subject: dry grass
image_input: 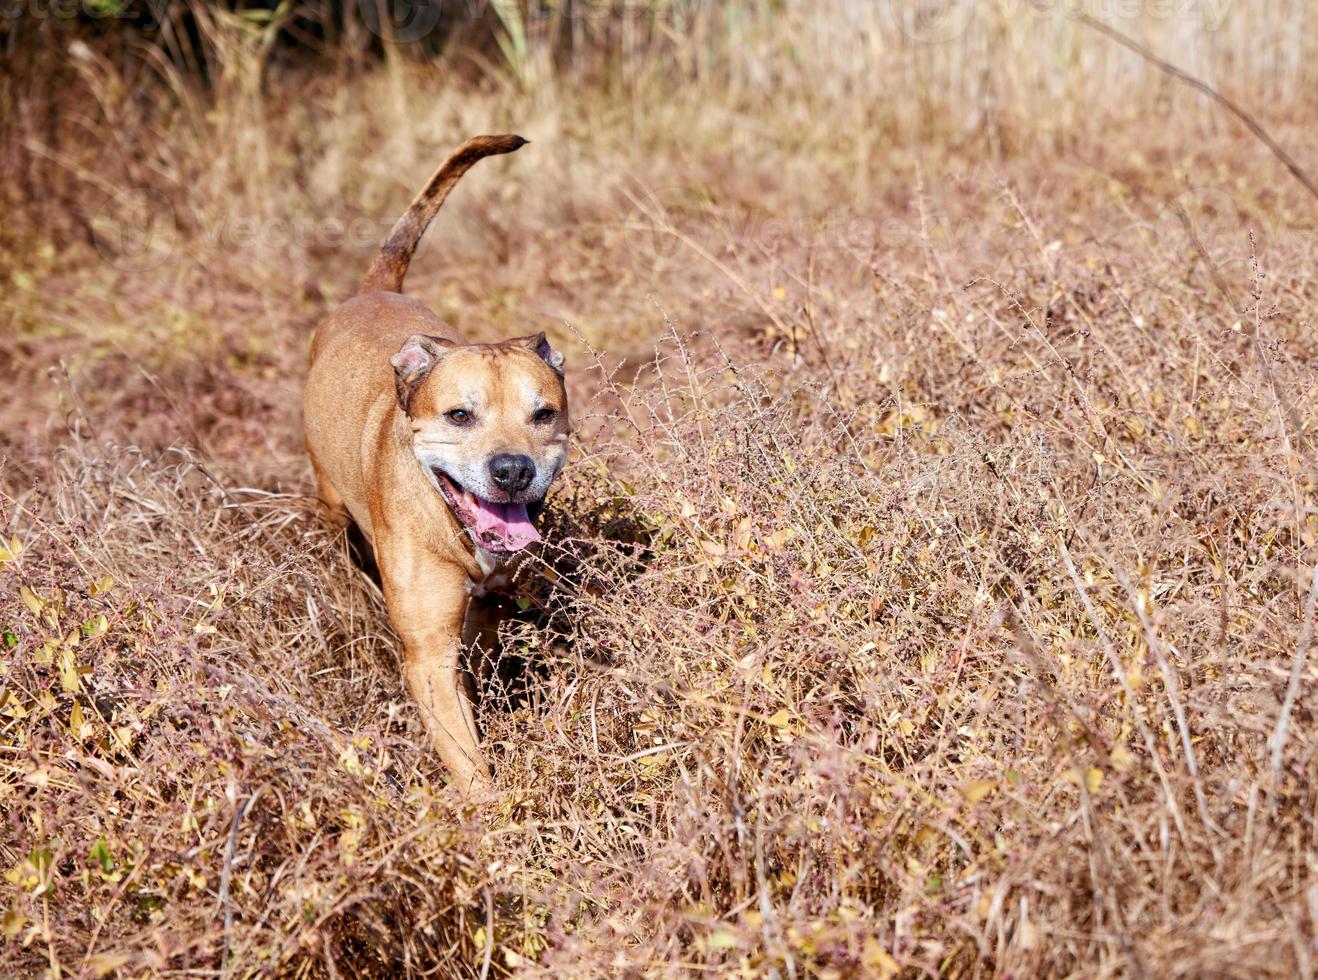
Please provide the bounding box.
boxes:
[2,2,1318,976]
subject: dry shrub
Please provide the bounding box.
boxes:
[4,2,1318,977]
[1,444,481,973]
[5,223,1318,973]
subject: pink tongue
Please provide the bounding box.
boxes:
[471,498,541,551]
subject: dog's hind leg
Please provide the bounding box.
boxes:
[310,456,350,528]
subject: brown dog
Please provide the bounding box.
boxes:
[303,135,567,793]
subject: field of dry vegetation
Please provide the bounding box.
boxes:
[2,1,1317,975]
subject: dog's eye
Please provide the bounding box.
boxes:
[532,408,557,424]
[445,409,472,426]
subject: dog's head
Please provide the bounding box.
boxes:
[391,332,568,554]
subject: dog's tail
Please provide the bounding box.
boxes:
[359,134,527,295]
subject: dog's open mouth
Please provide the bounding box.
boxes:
[433,470,543,553]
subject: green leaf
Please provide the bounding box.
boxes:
[487,0,527,82]
[81,614,109,639]
[89,837,113,873]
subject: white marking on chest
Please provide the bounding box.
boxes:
[466,547,512,597]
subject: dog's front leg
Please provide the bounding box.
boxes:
[377,538,489,793]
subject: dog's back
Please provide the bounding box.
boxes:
[304,135,528,533]
[304,293,457,532]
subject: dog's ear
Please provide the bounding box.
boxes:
[391,335,455,413]
[512,332,565,375]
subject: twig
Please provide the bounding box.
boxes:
[217,787,261,975]
[622,184,793,337]
[1267,563,1318,780]
[478,887,494,980]
[1074,13,1318,204]
[1168,200,1240,315]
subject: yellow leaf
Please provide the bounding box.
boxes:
[58,648,81,694]
[19,587,43,616]
[639,751,669,773]
[912,825,940,848]
[958,779,996,804]
[85,952,130,977]
[1065,766,1104,793]
[1,693,27,721]
[708,927,740,949]
[861,938,900,979]
[766,709,792,729]
[89,575,114,596]
[339,744,364,777]
[0,536,22,562]
[2,910,27,940]
[1111,744,1133,773]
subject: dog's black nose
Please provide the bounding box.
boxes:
[488,454,535,494]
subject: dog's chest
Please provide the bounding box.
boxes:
[466,548,512,597]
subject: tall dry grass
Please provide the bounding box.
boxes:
[3,1,1318,976]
